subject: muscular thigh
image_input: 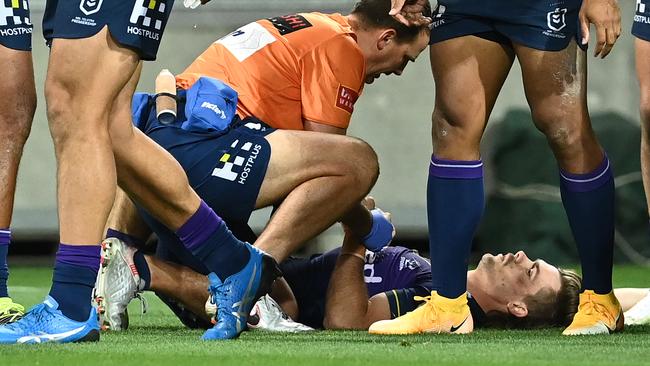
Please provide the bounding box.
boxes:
[258,129,371,207]
[515,41,588,133]
[0,46,35,121]
[46,28,141,118]
[430,36,514,159]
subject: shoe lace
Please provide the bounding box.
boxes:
[1,302,24,314]
[578,295,615,324]
[4,305,51,332]
[208,282,231,321]
[413,295,439,322]
[134,292,148,315]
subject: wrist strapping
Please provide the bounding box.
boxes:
[362,208,394,252]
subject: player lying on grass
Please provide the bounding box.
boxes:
[99,196,595,332]
[96,0,432,334]
[97,211,650,332]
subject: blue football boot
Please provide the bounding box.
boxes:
[202,244,281,340]
[0,296,99,344]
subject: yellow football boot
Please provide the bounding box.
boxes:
[563,290,623,335]
[0,297,24,325]
[369,291,473,335]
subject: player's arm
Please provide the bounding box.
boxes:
[323,231,392,330]
[614,288,650,312]
[579,0,621,58]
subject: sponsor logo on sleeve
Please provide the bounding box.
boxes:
[335,85,359,114]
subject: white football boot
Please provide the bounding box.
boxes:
[205,294,313,332]
[93,238,146,331]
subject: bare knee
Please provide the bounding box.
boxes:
[532,108,584,149]
[344,137,379,194]
[0,91,36,146]
[431,109,483,159]
[45,79,110,148]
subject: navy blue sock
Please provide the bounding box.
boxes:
[106,228,146,248]
[133,251,151,290]
[428,156,484,298]
[49,244,100,322]
[177,201,250,281]
[560,155,614,294]
[0,229,10,298]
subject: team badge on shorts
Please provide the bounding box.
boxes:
[79,0,103,16]
[543,7,568,39]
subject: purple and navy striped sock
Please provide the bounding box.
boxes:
[428,156,485,298]
[48,244,100,321]
[176,200,250,281]
[106,228,146,248]
[560,154,614,294]
[0,229,11,298]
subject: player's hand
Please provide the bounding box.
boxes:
[579,0,621,58]
[390,0,432,27]
[183,0,211,9]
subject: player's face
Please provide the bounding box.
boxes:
[475,251,562,303]
[365,30,430,84]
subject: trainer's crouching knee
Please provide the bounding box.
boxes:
[346,137,379,193]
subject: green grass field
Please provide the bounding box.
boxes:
[1,265,649,366]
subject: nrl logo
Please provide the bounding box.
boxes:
[79,0,103,16]
[547,8,567,32]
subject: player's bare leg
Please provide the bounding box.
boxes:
[253,131,379,261]
[636,38,650,219]
[43,28,142,327]
[0,45,36,324]
[370,36,515,335]
[514,41,622,335]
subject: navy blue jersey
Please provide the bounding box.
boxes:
[281,246,433,329]
[430,0,584,51]
[633,0,650,42]
[42,0,174,60]
[0,0,32,51]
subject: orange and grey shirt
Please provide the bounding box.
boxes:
[176,12,366,131]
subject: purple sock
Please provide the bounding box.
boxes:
[560,154,614,294]
[49,244,101,322]
[428,156,484,298]
[176,201,250,280]
[0,229,11,298]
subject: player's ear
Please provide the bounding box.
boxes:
[506,301,528,318]
[377,29,397,51]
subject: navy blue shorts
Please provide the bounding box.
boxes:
[42,0,174,60]
[0,0,32,51]
[633,0,650,42]
[430,0,584,51]
[132,93,273,269]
